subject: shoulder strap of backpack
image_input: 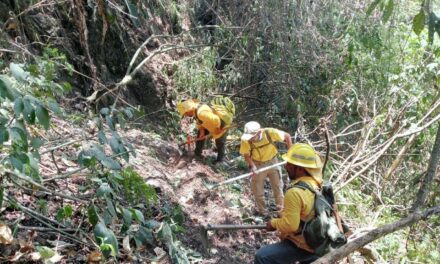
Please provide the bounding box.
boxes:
[248,128,275,158]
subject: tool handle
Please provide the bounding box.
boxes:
[210,161,287,189]
[206,224,266,230]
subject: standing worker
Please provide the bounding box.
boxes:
[176,97,235,162]
[240,121,292,216]
[254,143,323,264]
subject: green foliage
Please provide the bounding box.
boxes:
[95,222,118,258]
[119,167,157,205]
[56,204,73,222]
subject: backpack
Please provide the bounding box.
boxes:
[209,96,235,128]
[294,181,347,256]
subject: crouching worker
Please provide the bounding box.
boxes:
[240,121,292,216]
[255,143,324,264]
[176,97,235,162]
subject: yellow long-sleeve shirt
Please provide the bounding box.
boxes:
[196,104,225,139]
[239,128,285,162]
[271,176,320,253]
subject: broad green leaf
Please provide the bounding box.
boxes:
[144,219,160,229]
[105,197,116,217]
[106,115,115,130]
[87,204,99,226]
[0,187,3,209]
[36,246,55,259]
[23,163,41,182]
[382,0,394,23]
[133,227,154,248]
[124,108,133,119]
[10,63,29,82]
[31,137,45,150]
[124,0,140,27]
[366,0,381,16]
[36,105,50,129]
[117,112,126,129]
[98,130,107,144]
[23,99,36,125]
[77,150,96,167]
[131,209,145,223]
[413,10,425,36]
[100,156,121,170]
[9,127,28,151]
[157,222,173,244]
[0,76,16,101]
[122,208,132,227]
[100,108,110,115]
[94,222,119,257]
[0,126,9,145]
[13,97,24,116]
[9,152,29,171]
[47,98,62,115]
[96,183,112,197]
[109,136,120,154]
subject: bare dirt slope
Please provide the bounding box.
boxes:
[2,111,279,263]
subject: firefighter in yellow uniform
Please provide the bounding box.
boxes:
[255,143,323,264]
[177,98,234,162]
[240,121,292,215]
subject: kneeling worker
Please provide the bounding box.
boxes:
[254,143,323,264]
[240,121,292,216]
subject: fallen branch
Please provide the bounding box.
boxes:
[312,206,440,264]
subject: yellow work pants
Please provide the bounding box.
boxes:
[251,158,284,214]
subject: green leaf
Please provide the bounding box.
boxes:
[131,209,145,223]
[9,127,28,152]
[124,0,140,27]
[98,130,107,144]
[13,97,24,116]
[0,187,3,209]
[100,156,121,170]
[56,208,66,221]
[47,98,62,115]
[88,204,99,226]
[122,208,132,227]
[109,135,120,154]
[31,137,45,150]
[413,9,426,36]
[96,183,113,197]
[36,105,50,129]
[124,108,134,119]
[0,75,16,101]
[106,197,116,217]
[133,226,154,248]
[117,112,126,129]
[366,0,381,16]
[100,108,110,115]
[157,222,174,244]
[36,246,55,260]
[94,222,119,257]
[10,63,30,82]
[64,204,73,218]
[0,126,9,145]
[23,99,36,125]
[106,115,115,130]
[382,0,394,23]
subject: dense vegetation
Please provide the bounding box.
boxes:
[0,0,438,263]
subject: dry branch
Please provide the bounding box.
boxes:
[312,206,440,264]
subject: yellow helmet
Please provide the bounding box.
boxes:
[176,99,199,117]
[282,143,322,169]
